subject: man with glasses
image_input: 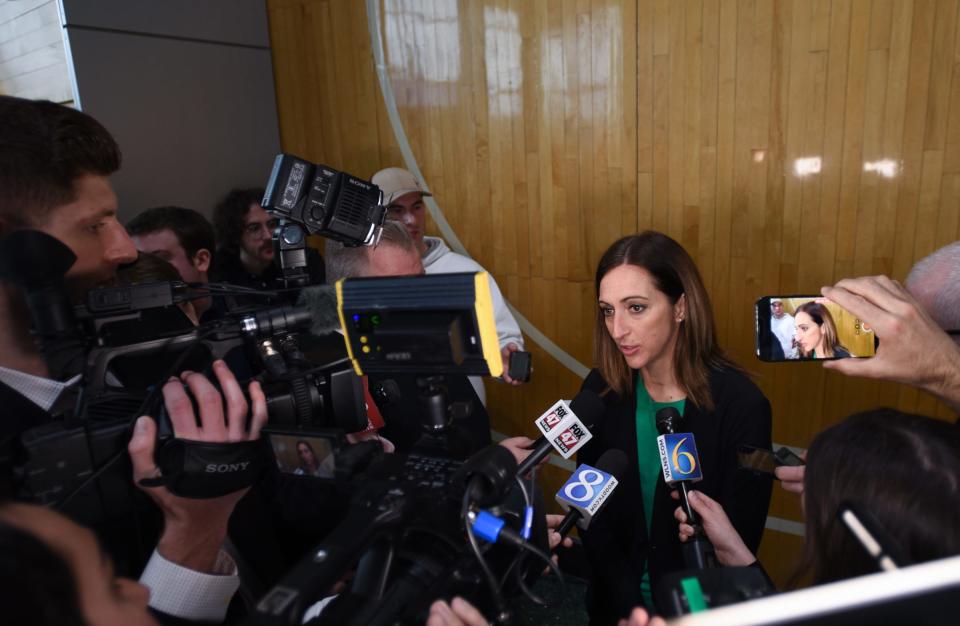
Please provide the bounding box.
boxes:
[210,187,325,305]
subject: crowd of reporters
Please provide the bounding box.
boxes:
[1,93,959,626]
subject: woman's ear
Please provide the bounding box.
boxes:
[675,294,687,323]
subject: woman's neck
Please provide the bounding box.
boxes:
[640,353,684,403]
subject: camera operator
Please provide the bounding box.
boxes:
[0,361,266,625]
[0,95,259,623]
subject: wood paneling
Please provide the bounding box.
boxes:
[267,0,960,588]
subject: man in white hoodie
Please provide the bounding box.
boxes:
[371,167,526,405]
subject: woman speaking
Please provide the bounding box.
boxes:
[794,301,851,359]
[577,231,773,625]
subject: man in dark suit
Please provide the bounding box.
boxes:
[0,95,253,624]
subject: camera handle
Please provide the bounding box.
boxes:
[272,220,310,290]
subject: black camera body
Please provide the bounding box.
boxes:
[262,154,385,247]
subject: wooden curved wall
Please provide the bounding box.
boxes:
[267,0,960,586]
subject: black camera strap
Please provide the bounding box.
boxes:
[140,438,268,498]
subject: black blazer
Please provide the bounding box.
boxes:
[578,367,773,625]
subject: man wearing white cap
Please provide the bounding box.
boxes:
[371,167,525,405]
[771,299,799,359]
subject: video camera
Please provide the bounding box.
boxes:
[0,157,388,520]
[0,229,368,516]
[244,271,544,626]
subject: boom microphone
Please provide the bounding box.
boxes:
[514,390,606,478]
[554,449,628,537]
[296,284,344,336]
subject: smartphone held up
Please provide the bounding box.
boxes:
[755,296,878,362]
[737,445,805,478]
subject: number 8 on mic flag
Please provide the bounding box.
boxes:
[555,464,619,524]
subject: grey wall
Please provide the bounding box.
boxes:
[59,0,281,221]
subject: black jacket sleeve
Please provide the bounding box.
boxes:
[710,372,774,553]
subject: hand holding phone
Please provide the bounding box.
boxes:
[507,350,532,382]
[737,445,804,478]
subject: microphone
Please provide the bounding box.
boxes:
[514,390,606,477]
[554,449,628,537]
[655,406,715,569]
[295,284,343,335]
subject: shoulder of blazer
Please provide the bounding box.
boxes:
[582,368,608,394]
[707,366,770,411]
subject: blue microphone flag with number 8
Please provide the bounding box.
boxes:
[555,464,619,529]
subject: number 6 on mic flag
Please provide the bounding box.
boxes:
[657,433,704,484]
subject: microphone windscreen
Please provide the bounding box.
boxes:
[569,389,606,429]
[297,284,341,335]
[655,406,682,435]
[595,448,628,479]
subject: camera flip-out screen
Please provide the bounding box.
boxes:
[335,272,502,377]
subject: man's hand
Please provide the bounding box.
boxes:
[498,436,538,467]
[672,490,755,567]
[545,513,574,551]
[500,342,525,385]
[128,359,267,573]
[821,276,960,410]
[427,598,490,626]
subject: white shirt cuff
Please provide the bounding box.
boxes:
[139,548,240,622]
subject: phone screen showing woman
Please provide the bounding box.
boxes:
[755,295,877,362]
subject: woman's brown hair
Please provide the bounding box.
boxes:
[795,301,843,358]
[592,231,738,410]
[792,408,960,586]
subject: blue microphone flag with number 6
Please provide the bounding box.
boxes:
[657,432,703,484]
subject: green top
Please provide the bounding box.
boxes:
[635,375,686,607]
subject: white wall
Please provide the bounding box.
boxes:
[0,0,72,102]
